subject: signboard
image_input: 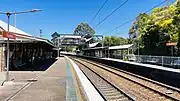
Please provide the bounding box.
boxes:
[2,31,16,39]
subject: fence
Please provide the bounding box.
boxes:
[124,55,180,68]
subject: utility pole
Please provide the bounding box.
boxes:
[14,11,16,32]
[40,29,42,37]
[6,13,10,81]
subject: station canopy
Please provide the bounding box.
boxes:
[62,35,81,39]
[83,47,106,51]
[108,44,135,50]
[58,34,81,39]
[83,44,135,51]
[0,20,54,47]
[89,42,102,48]
[84,37,92,42]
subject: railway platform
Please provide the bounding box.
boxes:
[0,56,103,101]
[1,55,180,101]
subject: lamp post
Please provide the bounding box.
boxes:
[0,9,42,81]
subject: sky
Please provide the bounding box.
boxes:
[0,0,176,39]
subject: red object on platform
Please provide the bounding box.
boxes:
[2,31,16,39]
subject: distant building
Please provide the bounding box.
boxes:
[51,32,103,51]
[51,33,82,48]
[51,32,60,46]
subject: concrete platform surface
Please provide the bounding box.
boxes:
[0,72,5,86]
[0,71,42,101]
[4,57,80,101]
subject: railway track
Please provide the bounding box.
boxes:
[71,57,180,101]
[73,58,135,101]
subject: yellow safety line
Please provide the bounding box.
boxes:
[70,62,84,101]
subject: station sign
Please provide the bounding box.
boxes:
[2,31,16,39]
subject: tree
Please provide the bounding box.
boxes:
[128,13,153,54]
[151,4,177,42]
[103,36,128,46]
[103,36,112,46]
[173,0,180,54]
[73,23,95,51]
[73,23,95,36]
[140,24,170,55]
[128,1,179,56]
[129,13,152,39]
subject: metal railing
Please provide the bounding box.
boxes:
[124,55,180,68]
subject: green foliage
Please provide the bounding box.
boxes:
[73,23,95,51]
[141,24,170,55]
[64,46,76,52]
[128,1,180,56]
[173,0,180,54]
[123,56,128,61]
[103,36,128,46]
[73,22,95,36]
[129,13,152,39]
[173,0,180,29]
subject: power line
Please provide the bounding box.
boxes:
[96,0,129,27]
[104,0,169,34]
[90,0,108,24]
[105,18,135,34]
[144,0,169,13]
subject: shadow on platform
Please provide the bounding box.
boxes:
[10,58,57,71]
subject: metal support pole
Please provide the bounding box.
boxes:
[108,49,109,58]
[104,49,106,58]
[57,38,59,57]
[171,46,173,56]
[58,49,59,57]
[14,11,16,32]
[178,57,180,68]
[128,49,129,55]
[6,13,10,81]
[162,56,164,66]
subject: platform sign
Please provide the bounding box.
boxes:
[2,31,16,39]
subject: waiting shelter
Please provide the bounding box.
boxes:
[108,44,135,59]
[82,44,136,59]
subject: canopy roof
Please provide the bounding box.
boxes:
[85,37,92,42]
[0,20,54,47]
[83,47,107,51]
[108,44,134,50]
[0,20,32,36]
[57,34,81,39]
[89,42,101,48]
[63,35,81,39]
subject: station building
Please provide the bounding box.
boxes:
[0,20,56,71]
[51,32,104,54]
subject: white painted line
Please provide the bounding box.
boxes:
[65,56,104,101]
